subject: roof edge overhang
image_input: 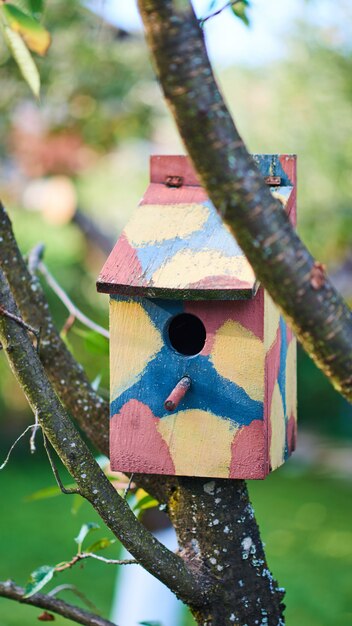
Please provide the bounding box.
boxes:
[96,280,260,300]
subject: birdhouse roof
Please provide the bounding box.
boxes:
[97,155,296,300]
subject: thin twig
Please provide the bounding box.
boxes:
[37,261,109,339]
[124,473,134,499]
[0,424,39,470]
[29,410,39,454]
[0,580,117,626]
[200,0,243,25]
[43,435,80,495]
[48,584,100,615]
[55,552,137,573]
[0,305,40,346]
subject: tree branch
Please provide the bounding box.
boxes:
[0,580,116,626]
[55,553,137,573]
[0,202,109,456]
[200,0,244,25]
[0,269,211,607]
[137,0,352,401]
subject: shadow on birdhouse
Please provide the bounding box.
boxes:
[97,154,297,479]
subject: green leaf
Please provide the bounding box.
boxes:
[231,0,251,26]
[85,538,116,553]
[139,622,162,626]
[2,3,50,55]
[3,26,40,97]
[24,565,55,597]
[25,483,77,502]
[133,494,159,515]
[74,522,100,550]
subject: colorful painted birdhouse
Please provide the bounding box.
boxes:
[97,154,297,479]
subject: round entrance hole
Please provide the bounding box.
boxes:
[168,313,206,356]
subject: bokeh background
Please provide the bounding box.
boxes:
[0,1,352,625]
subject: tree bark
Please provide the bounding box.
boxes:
[169,478,285,625]
[137,0,352,402]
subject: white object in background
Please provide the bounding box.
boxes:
[110,526,184,626]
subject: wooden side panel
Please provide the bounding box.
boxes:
[109,295,267,479]
[264,294,297,472]
[262,154,297,472]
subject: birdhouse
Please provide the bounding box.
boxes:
[97,154,297,479]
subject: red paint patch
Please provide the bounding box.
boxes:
[229,420,266,479]
[97,233,146,290]
[186,288,264,355]
[287,414,297,453]
[110,400,175,475]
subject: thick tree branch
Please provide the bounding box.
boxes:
[0,580,116,626]
[0,202,109,456]
[0,269,211,607]
[138,0,352,401]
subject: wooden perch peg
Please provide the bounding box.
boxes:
[164,376,192,411]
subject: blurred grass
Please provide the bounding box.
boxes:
[0,456,352,626]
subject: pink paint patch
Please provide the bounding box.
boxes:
[287,414,297,453]
[110,399,175,475]
[187,275,254,292]
[286,324,294,345]
[98,233,146,289]
[141,182,207,205]
[186,288,264,356]
[229,420,266,479]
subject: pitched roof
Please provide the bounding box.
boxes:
[97,155,295,300]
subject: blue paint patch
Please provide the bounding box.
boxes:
[134,200,244,281]
[278,316,287,417]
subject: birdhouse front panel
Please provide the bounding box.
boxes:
[97,154,297,479]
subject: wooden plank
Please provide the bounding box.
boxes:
[109,295,268,478]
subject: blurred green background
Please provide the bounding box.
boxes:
[0,1,351,625]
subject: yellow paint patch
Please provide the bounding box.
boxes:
[152,249,255,288]
[286,340,297,420]
[158,410,238,477]
[210,320,264,401]
[124,203,209,246]
[270,382,285,470]
[110,299,163,401]
[264,291,280,351]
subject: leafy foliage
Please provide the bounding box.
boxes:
[0,0,51,95]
